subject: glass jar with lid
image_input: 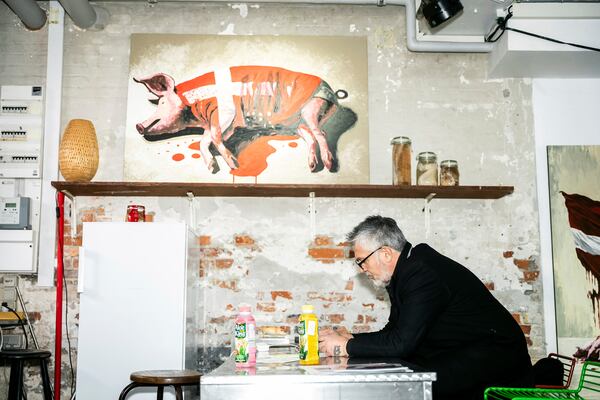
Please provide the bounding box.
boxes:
[440,160,459,186]
[416,152,438,186]
[391,136,412,186]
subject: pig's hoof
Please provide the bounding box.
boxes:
[323,152,333,171]
[232,156,239,169]
[209,159,220,174]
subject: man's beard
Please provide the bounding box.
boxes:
[367,272,391,288]
[370,278,388,288]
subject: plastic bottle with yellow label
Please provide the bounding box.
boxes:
[298,304,319,365]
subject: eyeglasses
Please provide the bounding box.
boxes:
[355,246,383,270]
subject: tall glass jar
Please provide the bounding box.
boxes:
[391,136,412,186]
[416,152,438,186]
[440,160,459,186]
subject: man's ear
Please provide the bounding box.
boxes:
[381,246,394,262]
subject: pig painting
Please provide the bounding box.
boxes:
[134,66,357,174]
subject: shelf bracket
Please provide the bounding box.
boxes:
[308,191,316,238]
[61,190,74,201]
[423,193,436,239]
[186,192,197,232]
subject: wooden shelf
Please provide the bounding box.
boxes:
[51,181,513,199]
[0,311,26,322]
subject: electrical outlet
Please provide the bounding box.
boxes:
[1,275,18,310]
[3,275,18,287]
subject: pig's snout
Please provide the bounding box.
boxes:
[136,123,145,134]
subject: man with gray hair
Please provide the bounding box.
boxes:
[319,215,533,400]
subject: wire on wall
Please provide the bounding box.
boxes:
[485,6,600,52]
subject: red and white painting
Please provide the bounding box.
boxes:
[124,34,369,183]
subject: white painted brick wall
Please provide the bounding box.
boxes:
[1,1,543,398]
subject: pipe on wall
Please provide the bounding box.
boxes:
[58,0,98,29]
[289,0,493,52]
[4,0,493,52]
[3,0,47,30]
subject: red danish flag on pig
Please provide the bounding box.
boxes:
[562,191,600,280]
[175,66,322,138]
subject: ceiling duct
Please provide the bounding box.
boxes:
[3,0,47,30]
[58,0,98,29]
[3,0,491,51]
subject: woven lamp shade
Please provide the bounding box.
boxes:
[59,119,99,181]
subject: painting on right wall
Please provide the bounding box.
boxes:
[548,145,600,357]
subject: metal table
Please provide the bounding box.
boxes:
[201,356,436,400]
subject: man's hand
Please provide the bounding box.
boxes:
[319,329,349,357]
[321,327,354,340]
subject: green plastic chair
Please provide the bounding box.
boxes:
[484,361,600,399]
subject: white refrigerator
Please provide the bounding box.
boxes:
[76,222,200,399]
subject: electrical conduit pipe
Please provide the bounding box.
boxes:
[3,0,47,30]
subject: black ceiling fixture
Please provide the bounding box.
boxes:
[418,0,464,28]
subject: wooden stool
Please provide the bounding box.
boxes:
[118,369,201,400]
[0,349,53,400]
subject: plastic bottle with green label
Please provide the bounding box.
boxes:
[298,304,319,365]
[234,304,256,367]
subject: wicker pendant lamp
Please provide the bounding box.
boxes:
[58,119,99,181]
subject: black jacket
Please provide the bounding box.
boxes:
[346,242,532,398]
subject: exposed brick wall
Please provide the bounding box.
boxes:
[191,230,397,347]
[193,231,399,349]
[308,235,351,263]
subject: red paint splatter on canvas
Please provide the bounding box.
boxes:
[231,136,298,177]
[172,153,185,161]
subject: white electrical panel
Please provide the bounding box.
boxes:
[0,86,44,115]
[0,230,34,272]
[0,180,40,273]
[0,85,43,273]
[0,85,44,178]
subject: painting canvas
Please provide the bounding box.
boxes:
[548,145,600,356]
[123,34,369,184]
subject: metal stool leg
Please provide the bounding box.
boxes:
[119,382,141,400]
[7,359,24,400]
[157,385,164,400]
[39,358,53,400]
[174,385,183,400]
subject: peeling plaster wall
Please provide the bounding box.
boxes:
[0,1,543,398]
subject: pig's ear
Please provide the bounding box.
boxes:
[133,73,175,97]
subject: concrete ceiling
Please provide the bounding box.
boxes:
[92,0,599,39]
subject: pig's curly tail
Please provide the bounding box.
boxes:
[335,89,348,100]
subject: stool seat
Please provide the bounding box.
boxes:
[119,369,201,400]
[130,369,201,385]
[0,349,52,360]
[0,349,53,400]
